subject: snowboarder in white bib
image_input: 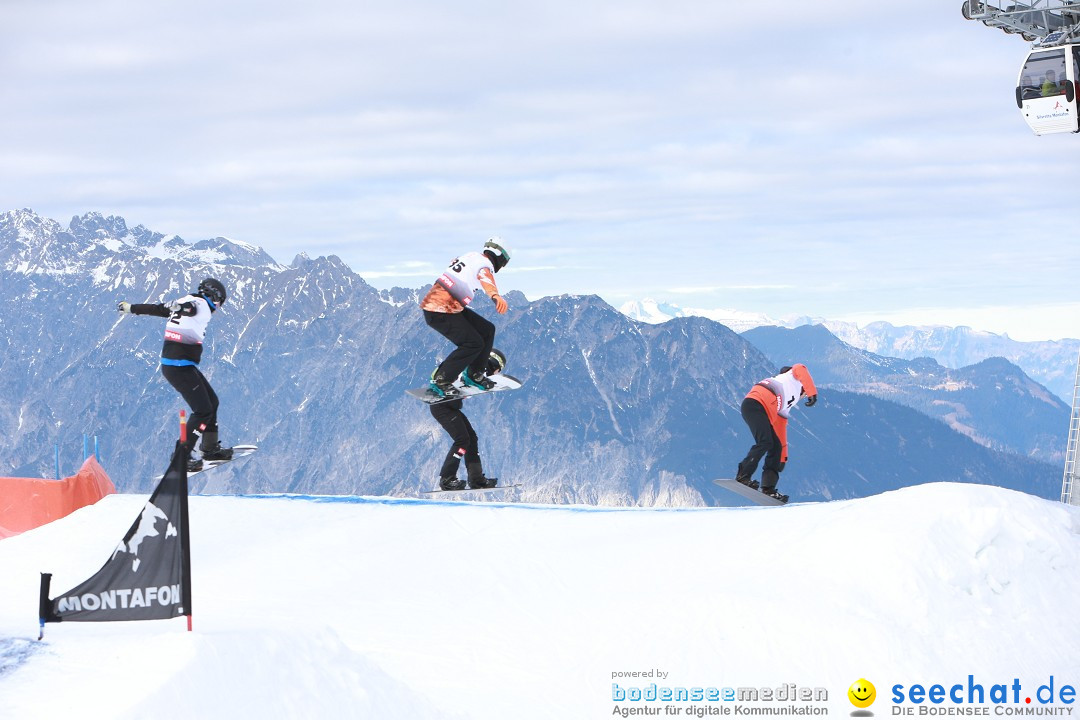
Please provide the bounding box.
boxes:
[430,349,507,490]
[420,238,511,397]
[118,278,233,471]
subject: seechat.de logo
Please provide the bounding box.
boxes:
[849,678,877,715]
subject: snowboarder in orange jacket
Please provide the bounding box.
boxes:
[735,364,818,502]
[420,239,511,397]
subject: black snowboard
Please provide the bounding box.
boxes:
[422,483,521,495]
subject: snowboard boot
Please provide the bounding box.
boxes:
[761,488,789,504]
[429,368,457,398]
[759,469,786,503]
[181,437,202,473]
[735,469,758,489]
[200,431,233,462]
[461,368,495,391]
[466,461,498,489]
[439,476,467,491]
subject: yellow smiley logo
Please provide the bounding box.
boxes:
[848,679,876,709]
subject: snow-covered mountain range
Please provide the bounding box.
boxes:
[0,210,1063,504]
[621,299,1080,402]
[744,324,1069,465]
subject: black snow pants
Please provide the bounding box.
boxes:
[430,399,481,481]
[423,308,495,381]
[737,397,785,490]
[161,364,220,451]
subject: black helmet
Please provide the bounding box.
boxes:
[198,278,227,306]
[486,348,506,376]
[483,238,510,271]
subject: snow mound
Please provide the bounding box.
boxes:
[1,483,1078,719]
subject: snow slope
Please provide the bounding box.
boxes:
[1,484,1079,719]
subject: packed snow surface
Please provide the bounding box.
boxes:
[1,483,1079,719]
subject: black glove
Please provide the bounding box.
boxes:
[805,394,817,407]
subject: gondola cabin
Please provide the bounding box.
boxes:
[1016,37,1080,134]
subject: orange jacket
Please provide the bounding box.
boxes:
[420,251,500,313]
[746,364,817,463]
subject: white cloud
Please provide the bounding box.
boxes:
[1,0,1076,339]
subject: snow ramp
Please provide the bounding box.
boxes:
[1,482,1078,719]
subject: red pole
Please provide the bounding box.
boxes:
[179,409,192,632]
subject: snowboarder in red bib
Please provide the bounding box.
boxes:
[420,238,511,397]
[431,349,507,490]
[735,364,818,503]
[117,278,233,471]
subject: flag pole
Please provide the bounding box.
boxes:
[37,573,52,640]
[179,410,193,632]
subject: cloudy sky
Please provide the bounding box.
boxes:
[3,0,1079,340]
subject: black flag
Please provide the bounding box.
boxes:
[40,441,192,625]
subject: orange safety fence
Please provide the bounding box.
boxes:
[0,456,116,539]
